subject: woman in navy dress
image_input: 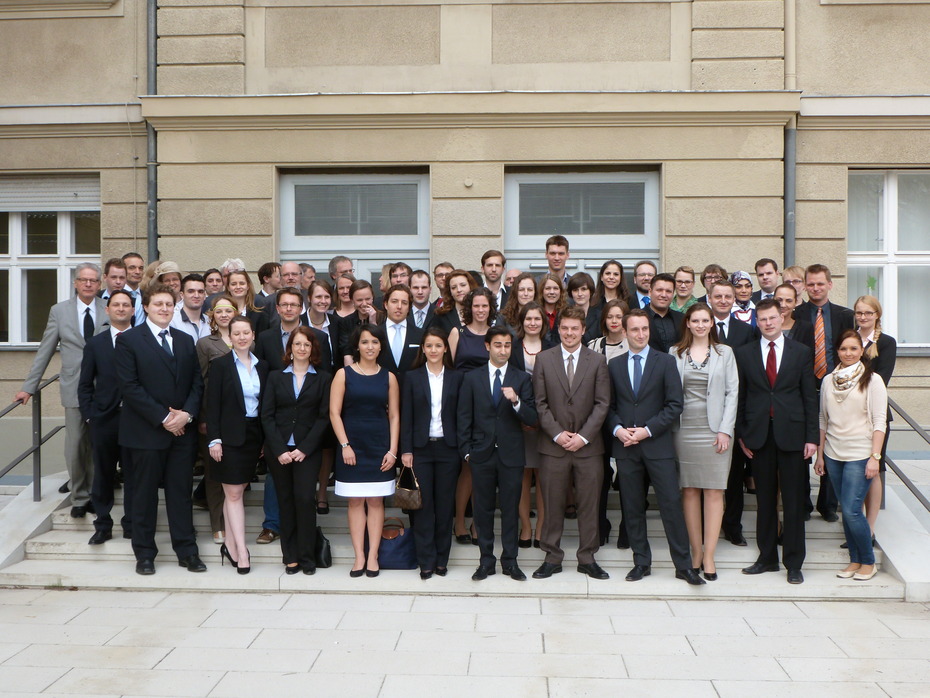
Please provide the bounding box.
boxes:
[330,323,400,577]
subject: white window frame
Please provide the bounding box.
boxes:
[503,171,660,275]
[847,169,930,349]
[1,210,101,346]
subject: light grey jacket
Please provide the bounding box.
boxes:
[669,342,739,437]
[21,296,109,408]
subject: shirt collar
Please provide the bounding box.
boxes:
[761,334,784,349]
[561,345,581,362]
[232,351,257,367]
[283,363,316,375]
[78,298,94,311]
[146,318,169,337]
[389,319,407,330]
[629,345,650,360]
[488,361,507,379]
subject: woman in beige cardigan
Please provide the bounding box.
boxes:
[670,303,739,581]
[814,329,887,581]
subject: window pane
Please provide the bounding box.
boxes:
[898,267,930,344]
[25,211,57,254]
[519,182,645,236]
[847,174,883,252]
[897,174,930,251]
[24,269,57,342]
[0,269,7,342]
[73,212,101,255]
[847,265,883,306]
[0,212,8,254]
[294,183,418,237]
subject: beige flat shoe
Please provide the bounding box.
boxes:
[853,566,878,581]
[213,531,225,544]
[836,566,859,579]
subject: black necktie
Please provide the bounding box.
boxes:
[632,354,642,397]
[83,307,94,342]
[492,368,502,406]
[717,322,726,342]
[159,329,173,357]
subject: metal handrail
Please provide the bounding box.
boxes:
[0,374,65,502]
[887,396,930,514]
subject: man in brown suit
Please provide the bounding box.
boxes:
[531,307,611,580]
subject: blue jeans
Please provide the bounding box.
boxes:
[824,456,874,565]
[263,473,280,533]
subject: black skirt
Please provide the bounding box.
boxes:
[210,418,263,485]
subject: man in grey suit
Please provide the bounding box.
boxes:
[14,263,107,517]
[607,309,705,585]
[531,306,611,581]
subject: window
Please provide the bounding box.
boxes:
[0,175,101,345]
[847,170,930,347]
[279,172,430,284]
[503,170,660,275]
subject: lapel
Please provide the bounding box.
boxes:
[639,349,659,392]
[93,297,109,331]
[616,353,634,397]
[142,324,178,376]
[568,348,592,397]
[229,353,247,414]
[550,348,571,396]
[774,338,796,388]
[63,297,82,340]
[497,366,518,415]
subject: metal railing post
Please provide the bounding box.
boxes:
[32,389,41,502]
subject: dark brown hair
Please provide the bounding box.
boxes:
[836,329,875,393]
[283,325,323,368]
[673,303,721,357]
[411,326,454,370]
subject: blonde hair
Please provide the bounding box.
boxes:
[854,295,883,360]
[783,265,805,282]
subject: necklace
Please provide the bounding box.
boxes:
[686,347,710,370]
[354,362,376,376]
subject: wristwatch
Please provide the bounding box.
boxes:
[340,442,350,449]
[870,453,882,460]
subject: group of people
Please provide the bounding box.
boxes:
[14,236,894,585]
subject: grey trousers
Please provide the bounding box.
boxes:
[64,406,94,506]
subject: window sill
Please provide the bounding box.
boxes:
[896,347,930,358]
[0,0,121,19]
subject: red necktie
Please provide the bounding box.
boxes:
[766,341,777,417]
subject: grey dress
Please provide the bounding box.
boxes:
[674,359,730,489]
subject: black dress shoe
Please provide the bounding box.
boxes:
[70,506,87,518]
[625,564,651,582]
[84,501,96,514]
[533,539,541,548]
[577,562,610,580]
[472,565,495,581]
[122,530,132,540]
[742,561,780,575]
[518,538,532,549]
[420,570,433,580]
[88,530,112,545]
[502,565,527,581]
[724,530,748,546]
[676,568,707,585]
[532,562,563,579]
[59,481,71,494]
[135,559,155,575]
[366,568,379,578]
[302,566,316,575]
[787,569,804,584]
[455,533,472,545]
[819,510,839,523]
[178,555,207,573]
[434,567,448,577]
[285,565,300,575]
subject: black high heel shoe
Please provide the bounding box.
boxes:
[237,551,251,575]
[219,544,237,569]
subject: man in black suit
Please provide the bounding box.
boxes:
[457,327,537,582]
[255,287,332,371]
[607,310,703,585]
[409,270,435,330]
[481,249,509,311]
[78,290,135,545]
[379,285,423,377]
[736,299,818,585]
[645,273,683,353]
[710,280,760,546]
[750,258,781,304]
[115,283,206,576]
[796,264,855,522]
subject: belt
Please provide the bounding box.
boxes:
[428,437,443,442]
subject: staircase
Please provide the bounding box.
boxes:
[0,476,908,600]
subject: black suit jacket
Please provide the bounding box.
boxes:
[735,336,818,452]
[866,332,897,387]
[261,367,332,459]
[378,321,424,375]
[78,330,122,421]
[607,349,683,460]
[795,300,855,367]
[457,365,537,465]
[508,334,558,372]
[717,316,759,348]
[410,304,436,331]
[400,365,462,452]
[255,325,333,373]
[115,324,204,450]
[205,351,269,448]
[786,316,815,354]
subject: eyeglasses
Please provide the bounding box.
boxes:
[277,303,302,309]
[76,278,99,284]
[787,279,804,286]
[703,275,722,283]
[674,279,694,286]
[854,310,876,317]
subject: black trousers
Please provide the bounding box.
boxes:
[753,422,807,570]
[89,411,133,536]
[409,439,461,572]
[268,450,320,570]
[129,433,199,562]
[471,450,523,569]
[617,446,690,570]
[723,447,749,536]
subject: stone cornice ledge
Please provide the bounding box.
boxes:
[141,91,801,131]
[800,95,930,130]
[0,103,144,138]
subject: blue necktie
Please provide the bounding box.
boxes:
[159,329,173,357]
[492,368,502,406]
[391,324,403,366]
[642,296,651,308]
[632,354,642,397]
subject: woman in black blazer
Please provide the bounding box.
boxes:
[776,283,815,352]
[206,316,269,575]
[261,326,332,575]
[400,327,463,579]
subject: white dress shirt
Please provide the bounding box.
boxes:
[427,368,444,438]
[146,318,173,353]
[759,333,785,373]
[487,361,521,412]
[77,298,96,329]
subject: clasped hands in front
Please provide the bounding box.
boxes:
[556,431,587,452]
[615,426,650,448]
[163,407,190,436]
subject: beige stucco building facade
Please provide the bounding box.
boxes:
[1,0,929,419]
